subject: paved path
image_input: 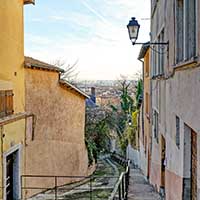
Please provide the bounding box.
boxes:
[128,168,162,200]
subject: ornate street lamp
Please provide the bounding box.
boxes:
[127,17,168,47]
[127,17,140,45]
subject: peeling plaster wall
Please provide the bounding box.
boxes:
[24,69,91,196]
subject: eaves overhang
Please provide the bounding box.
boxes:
[59,79,90,99]
[138,42,150,60]
[24,0,35,5]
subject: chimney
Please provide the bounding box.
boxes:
[91,87,96,104]
[91,87,95,96]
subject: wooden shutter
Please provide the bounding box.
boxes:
[5,90,14,115]
[0,91,6,117]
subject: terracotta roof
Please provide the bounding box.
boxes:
[24,57,65,73]
[59,79,89,99]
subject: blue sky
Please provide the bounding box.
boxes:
[24,0,150,80]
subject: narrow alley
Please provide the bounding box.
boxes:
[128,168,162,200]
[2,0,200,199]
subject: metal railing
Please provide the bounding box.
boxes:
[21,155,130,200]
[110,152,128,168]
[108,160,130,200]
[21,174,119,200]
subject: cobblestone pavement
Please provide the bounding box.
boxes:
[128,168,162,200]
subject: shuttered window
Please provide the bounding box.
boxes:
[0,90,14,117]
[176,0,196,63]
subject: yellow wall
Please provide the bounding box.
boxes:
[0,0,25,113]
[0,0,26,198]
[0,119,26,199]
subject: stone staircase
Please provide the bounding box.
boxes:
[128,168,162,200]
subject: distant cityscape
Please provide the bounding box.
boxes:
[77,79,137,107]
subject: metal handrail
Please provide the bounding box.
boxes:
[110,153,128,168]
[21,174,120,200]
[108,160,130,200]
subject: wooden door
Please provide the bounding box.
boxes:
[191,130,197,200]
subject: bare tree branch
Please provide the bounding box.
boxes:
[51,59,79,84]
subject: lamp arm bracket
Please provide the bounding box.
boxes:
[132,41,169,46]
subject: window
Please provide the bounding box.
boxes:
[176,0,196,63]
[152,29,165,77]
[176,0,184,63]
[176,116,180,148]
[0,90,14,118]
[153,110,159,143]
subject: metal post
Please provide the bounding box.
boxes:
[90,177,92,200]
[55,177,57,200]
[125,173,128,200]
[125,165,130,200]
[21,176,23,200]
[122,176,125,199]
[118,183,121,200]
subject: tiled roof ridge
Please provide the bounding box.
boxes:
[25,56,89,98]
[24,56,65,73]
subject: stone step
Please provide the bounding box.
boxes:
[128,168,162,200]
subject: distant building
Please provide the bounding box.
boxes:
[96,96,121,107]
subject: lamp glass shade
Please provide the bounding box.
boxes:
[127,17,140,43]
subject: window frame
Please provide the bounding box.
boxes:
[175,0,197,64]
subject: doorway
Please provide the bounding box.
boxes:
[191,130,197,200]
[160,135,166,196]
[4,145,21,200]
[183,125,197,200]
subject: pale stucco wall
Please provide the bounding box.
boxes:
[24,68,91,196]
[150,0,200,199]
